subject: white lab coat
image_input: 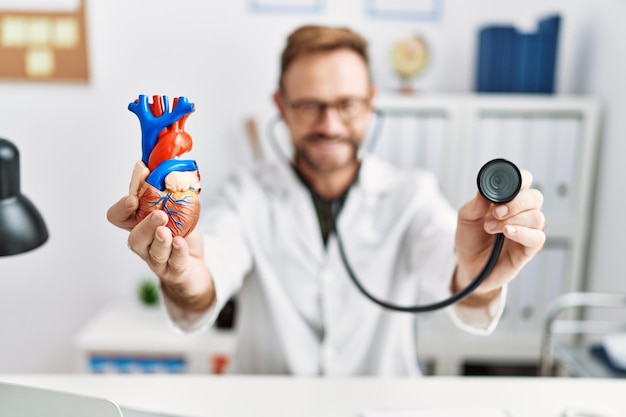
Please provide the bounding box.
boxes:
[164,154,505,376]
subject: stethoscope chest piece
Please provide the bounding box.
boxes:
[477,158,522,204]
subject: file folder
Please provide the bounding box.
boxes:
[476,15,561,93]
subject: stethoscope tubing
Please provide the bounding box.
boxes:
[334,215,505,313]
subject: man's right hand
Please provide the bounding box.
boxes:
[106,161,215,313]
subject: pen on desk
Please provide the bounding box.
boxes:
[244,116,263,161]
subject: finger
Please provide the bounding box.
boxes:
[167,236,189,276]
[106,195,139,230]
[458,191,492,222]
[492,187,544,220]
[484,209,546,234]
[502,224,546,254]
[130,161,150,196]
[147,226,175,274]
[128,210,169,259]
[519,169,534,191]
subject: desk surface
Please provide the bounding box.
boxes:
[1,375,624,417]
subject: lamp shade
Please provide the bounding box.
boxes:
[0,138,48,256]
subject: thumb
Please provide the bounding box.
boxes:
[459,191,492,222]
[106,195,139,230]
[129,161,150,196]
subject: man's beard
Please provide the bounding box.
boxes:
[294,134,360,175]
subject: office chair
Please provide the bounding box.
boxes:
[539,292,626,377]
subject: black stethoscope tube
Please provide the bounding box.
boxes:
[333,210,506,313]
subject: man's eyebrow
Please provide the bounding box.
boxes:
[289,95,366,102]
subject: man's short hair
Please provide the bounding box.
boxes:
[279,24,370,89]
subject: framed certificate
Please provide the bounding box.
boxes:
[366,0,442,21]
[248,0,324,14]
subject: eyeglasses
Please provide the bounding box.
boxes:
[282,96,371,124]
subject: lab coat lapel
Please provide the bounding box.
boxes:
[289,182,325,263]
[340,154,398,211]
[331,155,399,248]
[358,154,401,196]
[266,161,325,264]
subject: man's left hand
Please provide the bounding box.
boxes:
[454,169,546,301]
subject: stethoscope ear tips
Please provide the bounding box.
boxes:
[477,159,522,204]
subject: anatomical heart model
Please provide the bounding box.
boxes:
[129,95,201,237]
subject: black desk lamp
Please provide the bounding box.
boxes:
[0,138,48,256]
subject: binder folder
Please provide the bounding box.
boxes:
[476,15,561,93]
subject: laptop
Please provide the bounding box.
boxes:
[0,382,180,417]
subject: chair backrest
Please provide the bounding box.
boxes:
[539,292,626,376]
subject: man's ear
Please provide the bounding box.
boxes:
[368,85,378,109]
[272,91,286,119]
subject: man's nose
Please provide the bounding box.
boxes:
[315,106,347,135]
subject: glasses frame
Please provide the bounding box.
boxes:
[281,94,373,125]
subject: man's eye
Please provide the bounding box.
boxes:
[340,100,361,114]
[341,100,357,110]
[301,102,321,112]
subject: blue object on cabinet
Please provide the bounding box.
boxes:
[88,356,186,374]
[475,15,561,93]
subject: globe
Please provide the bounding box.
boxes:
[391,35,429,93]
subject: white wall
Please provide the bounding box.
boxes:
[0,0,618,372]
[577,1,626,294]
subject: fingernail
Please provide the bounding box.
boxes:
[485,220,497,231]
[155,233,164,243]
[151,212,164,225]
[505,225,517,235]
[496,205,508,218]
[172,241,180,250]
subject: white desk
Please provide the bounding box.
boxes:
[1,375,624,417]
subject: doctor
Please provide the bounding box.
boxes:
[107,25,546,375]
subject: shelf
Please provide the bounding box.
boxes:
[74,302,237,374]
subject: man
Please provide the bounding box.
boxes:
[107,25,546,375]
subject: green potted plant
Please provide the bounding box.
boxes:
[137,277,160,308]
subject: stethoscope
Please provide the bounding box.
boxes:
[267,110,522,313]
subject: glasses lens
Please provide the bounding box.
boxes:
[301,102,323,122]
[287,101,320,124]
[338,99,367,119]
